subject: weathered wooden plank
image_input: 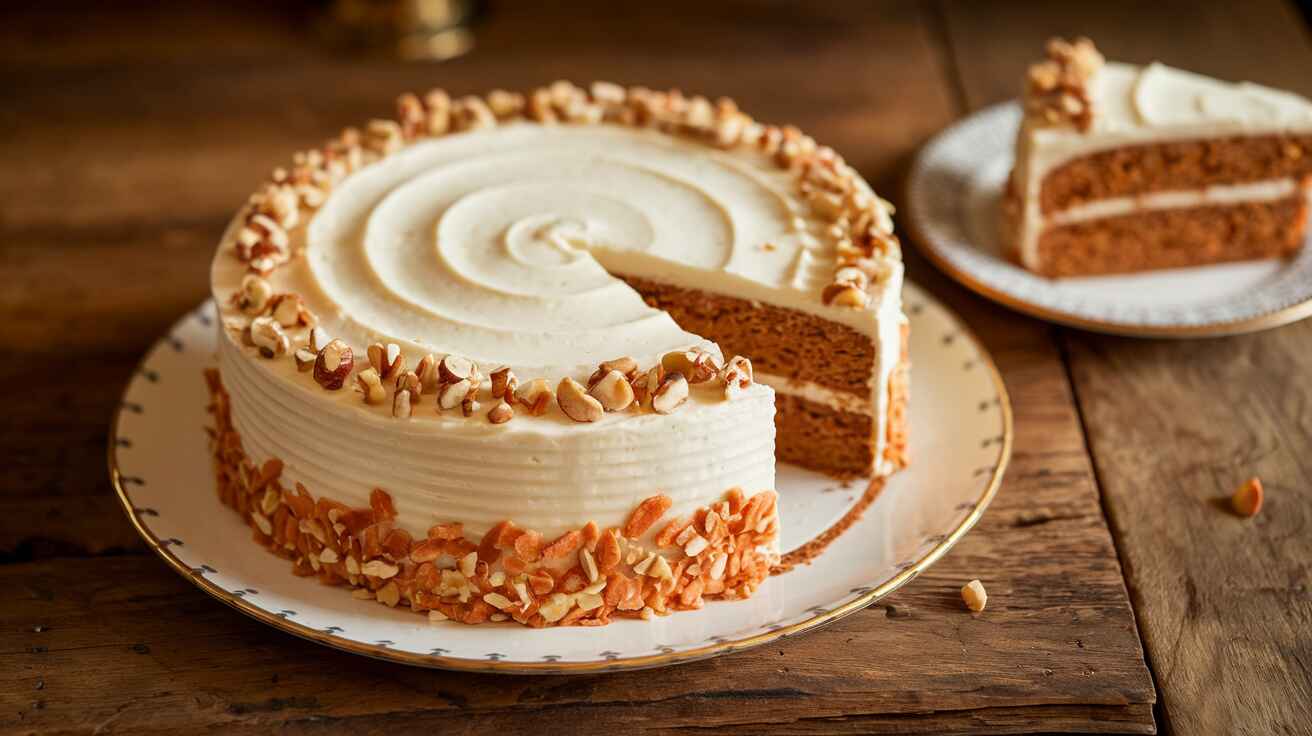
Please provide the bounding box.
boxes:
[1065,324,1312,734]
[940,0,1312,732]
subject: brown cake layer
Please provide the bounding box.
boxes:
[775,393,874,479]
[1035,195,1308,277]
[620,275,875,394]
[1038,135,1312,214]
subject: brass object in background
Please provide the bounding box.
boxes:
[322,0,477,60]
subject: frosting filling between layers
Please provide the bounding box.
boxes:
[755,371,872,415]
[1022,179,1312,264]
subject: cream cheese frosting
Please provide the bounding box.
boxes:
[1011,62,1312,267]
[216,123,891,380]
[211,120,904,540]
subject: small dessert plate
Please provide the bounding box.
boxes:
[109,281,1011,673]
[906,102,1312,338]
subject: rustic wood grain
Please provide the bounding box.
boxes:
[0,1,1156,732]
[940,1,1312,733]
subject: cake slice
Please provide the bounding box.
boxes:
[1004,37,1312,277]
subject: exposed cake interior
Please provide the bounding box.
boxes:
[619,275,907,479]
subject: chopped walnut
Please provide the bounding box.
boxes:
[632,364,664,409]
[355,367,386,405]
[235,213,289,273]
[415,354,438,394]
[293,348,316,372]
[720,355,754,401]
[237,274,273,314]
[515,378,553,416]
[313,339,353,390]
[437,355,477,383]
[392,388,413,418]
[368,342,405,379]
[822,282,869,308]
[661,348,720,384]
[651,372,690,414]
[249,316,290,358]
[454,95,496,130]
[424,89,452,136]
[1024,37,1104,131]
[396,92,425,140]
[557,377,603,423]
[307,326,331,353]
[364,119,403,155]
[490,365,518,400]
[461,395,480,417]
[269,293,315,328]
[394,370,422,396]
[487,399,514,424]
[588,356,638,388]
[589,370,635,412]
[590,80,626,106]
[486,89,525,119]
[437,378,473,411]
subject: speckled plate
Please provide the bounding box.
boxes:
[906,102,1312,337]
[108,281,1010,673]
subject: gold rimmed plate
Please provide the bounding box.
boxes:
[906,102,1312,338]
[108,281,1010,673]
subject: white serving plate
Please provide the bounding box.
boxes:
[109,281,1010,673]
[906,102,1312,337]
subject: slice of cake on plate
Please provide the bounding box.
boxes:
[1003,37,1312,277]
[208,82,908,627]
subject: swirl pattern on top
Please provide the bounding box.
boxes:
[299,123,831,379]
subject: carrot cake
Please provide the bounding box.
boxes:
[208,81,908,627]
[1004,37,1312,277]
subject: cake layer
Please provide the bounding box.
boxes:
[619,274,905,477]
[219,331,777,541]
[1038,135,1312,214]
[774,395,874,479]
[1034,195,1308,277]
[770,321,908,479]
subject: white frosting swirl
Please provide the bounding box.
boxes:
[291,123,839,379]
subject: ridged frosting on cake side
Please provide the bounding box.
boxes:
[219,333,776,540]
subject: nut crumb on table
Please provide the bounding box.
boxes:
[961,579,987,612]
[1231,477,1264,518]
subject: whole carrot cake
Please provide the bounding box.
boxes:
[208,81,908,627]
[1004,38,1312,277]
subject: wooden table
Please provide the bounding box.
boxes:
[3,1,1309,733]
